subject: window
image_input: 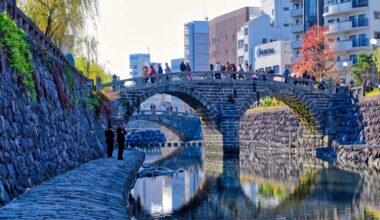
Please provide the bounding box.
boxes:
[350,55,358,64]
[244,28,248,36]
[283,7,289,11]
[358,33,368,46]
[238,40,244,49]
[296,35,300,41]
[226,49,228,54]
[375,32,380,39]
[238,56,244,65]
[284,23,290,27]
[375,12,380,19]
[262,38,268,44]
[232,34,235,41]
[358,14,368,26]
[244,44,248,52]
[225,35,228,40]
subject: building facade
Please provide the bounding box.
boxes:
[324,0,380,80]
[184,21,209,71]
[130,53,151,78]
[254,40,293,74]
[209,7,261,65]
[290,0,324,63]
[236,0,293,69]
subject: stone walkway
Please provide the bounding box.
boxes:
[0,150,144,220]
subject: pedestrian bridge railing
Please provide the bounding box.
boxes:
[135,110,197,118]
[97,71,341,96]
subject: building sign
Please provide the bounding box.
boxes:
[257,48,275,57]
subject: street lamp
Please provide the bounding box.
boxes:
[343,61,348,84]
[370,38,378,86]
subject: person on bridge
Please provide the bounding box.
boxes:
[105,125,115,157]
[185,62,192,80]
[283,66,290,83]
[180,61,186,72]
[157,64,163,75]
[164,63,171,74]
[117,124,127,160]
[210,63,214,71]
[143,66,149,84]
[238,64,245,80]
[150,65,157,84]
[215,61,222,79]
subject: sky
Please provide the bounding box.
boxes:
[95,0,261,79]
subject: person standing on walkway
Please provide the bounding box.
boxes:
[157,64,163,75]
[283,66,290,83]
[150,65,157,84]
[117,124,126,160]
[210,63,214,71]
[105,125,115,157]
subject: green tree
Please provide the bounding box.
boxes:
[372,48,380,80]
[75,56,112,84]
[21,0,98,51]
[352,52,372,86]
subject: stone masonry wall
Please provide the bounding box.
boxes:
[0,52,106,205]
[240,107,324,150]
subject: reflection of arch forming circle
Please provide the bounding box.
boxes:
[120,85,222,143]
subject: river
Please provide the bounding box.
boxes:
[128,145,380,220]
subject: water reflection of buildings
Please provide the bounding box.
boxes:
[132,168,204,216]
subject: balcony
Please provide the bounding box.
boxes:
[333,39,369,51]
[290,7,303,17]
[333,40,353,51]
[326,19,368,35]
[291,23,304,33]
[291,40,303,49]
[323,0,368,17]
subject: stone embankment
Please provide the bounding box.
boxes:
[320,95,380,167]
[0,150,144,219]
[240,107,324,150]
[0,48,107,204]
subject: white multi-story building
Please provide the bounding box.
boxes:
[323,0,380,80]
[129,53,150,78]
[254,40,293,74]
[236,0,292,68]
[184,21,209,71]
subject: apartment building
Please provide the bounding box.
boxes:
[209,7,261,65]
[184,21,209,71]
[323,0,380,78]
[290,0,324,63]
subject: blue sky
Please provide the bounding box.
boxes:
[95,0,261,79]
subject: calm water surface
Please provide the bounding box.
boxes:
[130,146,380,220]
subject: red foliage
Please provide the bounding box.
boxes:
[51,61,70,109]
[292,25,336,78]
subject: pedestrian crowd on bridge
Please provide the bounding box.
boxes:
[140,60,340,92]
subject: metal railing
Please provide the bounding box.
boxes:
[97,71,339,96]
[0,0,92,84]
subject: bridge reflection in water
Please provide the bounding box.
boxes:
[130,145,379,219]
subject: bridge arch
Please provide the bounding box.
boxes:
[120,84,223,145]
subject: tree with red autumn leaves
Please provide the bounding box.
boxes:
[292,25,336,78]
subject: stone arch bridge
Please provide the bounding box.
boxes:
[115,110,202,142]
[97,71,356,154]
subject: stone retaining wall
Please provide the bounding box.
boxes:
[240,107,324,150]
[0,51,107,205]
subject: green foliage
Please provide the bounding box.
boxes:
[63,63,75,93]
[0,12,36,100]
[22,0,99,51]
[365,87,379,97]
[74,56,112,84]
[261,97,286,108]
[83,90,100,110]
[352,52,372,86]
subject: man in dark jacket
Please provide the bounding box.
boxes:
[105,125,115,157]
[180,61,186,72]
[116,124,127,160]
